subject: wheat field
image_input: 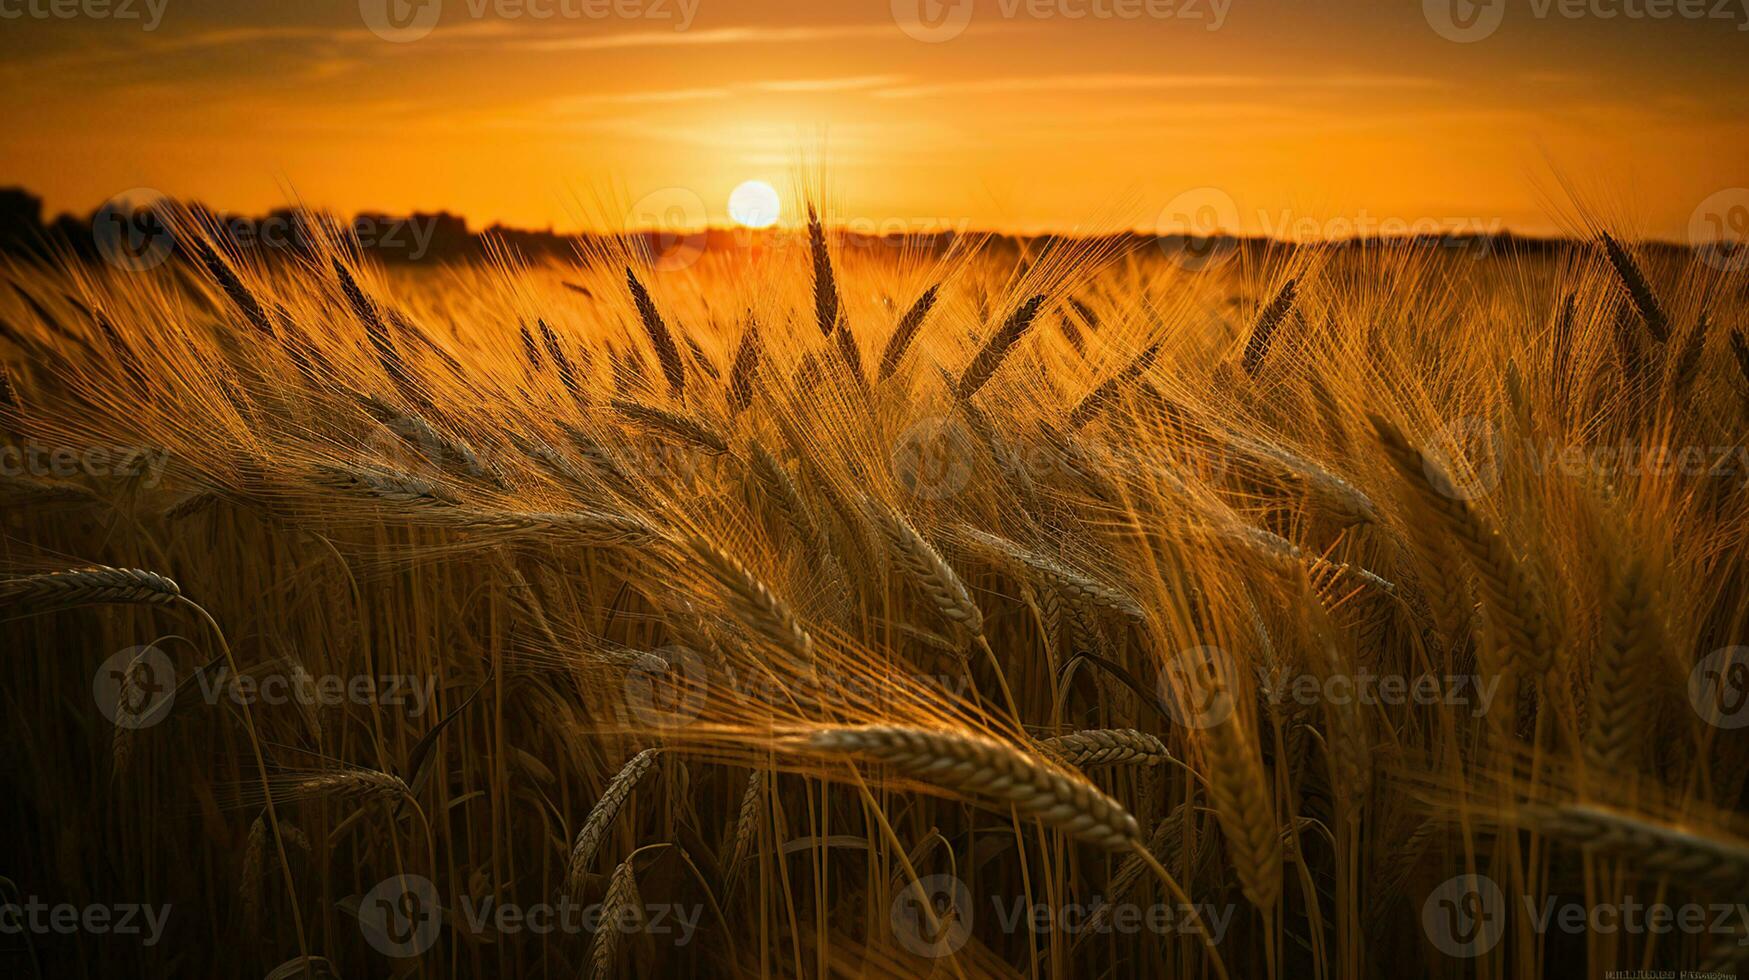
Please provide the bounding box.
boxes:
[2,210,1747,978]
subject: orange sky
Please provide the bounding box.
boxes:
[1,0,1745,239]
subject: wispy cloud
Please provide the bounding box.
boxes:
[753,74,908,93]
[516,23,903,53]
[875,72,1442,99]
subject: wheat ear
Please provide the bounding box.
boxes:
[587,857,643,980]
[1586,555,1660,772]
[805,724,1141,849]
[866,502,983,634]
[1371,415,1557,675]
[807,204,839,337]
[1241,277,1297,376]
[567,748,661,892]
[624,267,685,396]
[0,566,180,610]
[1526,804,1749,890]
[1599,233,1670,342]
[876,283,940,381]
[957,294,1046,400]
[1040,729,1171,767]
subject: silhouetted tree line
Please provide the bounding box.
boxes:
[0,186,595,266]
[0,185,1567,270]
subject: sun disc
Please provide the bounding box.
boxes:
[728,180,781,229]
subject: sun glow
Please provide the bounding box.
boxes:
[728,180,781,228]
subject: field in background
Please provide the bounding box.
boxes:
[1,218,1747,978]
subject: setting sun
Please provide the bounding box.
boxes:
[727,180,781,229]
